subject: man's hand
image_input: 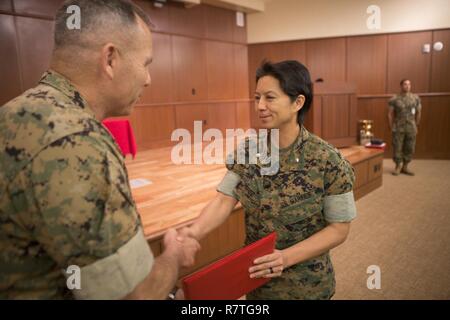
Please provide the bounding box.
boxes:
[163,228,201,268]
[177,225,199,241]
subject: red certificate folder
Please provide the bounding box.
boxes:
[182,232,277,300]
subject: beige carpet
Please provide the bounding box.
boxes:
[331,159,450,300]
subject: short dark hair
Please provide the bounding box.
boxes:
[54,0,153,49]
[400,79,410,85]
[256,60,313,126]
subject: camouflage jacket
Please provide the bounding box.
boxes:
[388,93,422,133]
[0,71,141,299]
[227,127,355,299]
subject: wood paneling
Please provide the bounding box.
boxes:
[207,103,236,135]
[13,0,64,18]
[236,101,251,130]
[15,16,54,91]
[306,37,346,82]
[175,104,209,135]
[140,33,173,104]
[206,41,234,100]
[172,35,207,101]
[415,96,450,159]
[347,35,387,94]
[233,44,249,99]
[131,105,176,145]
[387,31,432,93]
[368,155,383,181]
[0,14,22,105]
[0,0,13,12]
[168,2,205,38]
[353,161,368,189]
[322,95,350,139]
[430,29,450,92]
[232,12,246,44]
[134,0,170,33]
[205,5,233,42]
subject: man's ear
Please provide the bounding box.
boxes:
[101,43,119,80]
[293,95,305,113]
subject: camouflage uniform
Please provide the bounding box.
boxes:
[222,127,356,300]
[0,70,153,299]
[388,93,422,165]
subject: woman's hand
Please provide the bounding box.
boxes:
[248,249,285,279]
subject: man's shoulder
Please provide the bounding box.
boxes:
[389,94,400,103]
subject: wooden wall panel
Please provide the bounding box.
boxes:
[306,37,346,83]
[415,96,450,158]
[131,105,176,146]
[430,30,450,92]
[387,31,432,93]
[233,44,249,99]
[0,14,22,105]
[232,12,247,44]
[15,16,54,91]
[134,0,170,33]
[321,95,350,139]
[168,3,205,38]
[175,104,209,135]
[172,35,207,102]
[13,0,63,18]
[207,103,236,135]
[140,33,173,104]
[205,5,233,42]
[0,0,13,12]
[206,41,234,100]
[346,35,387,94]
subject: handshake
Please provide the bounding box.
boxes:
[162,225,201,269]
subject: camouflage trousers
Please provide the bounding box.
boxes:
[392,131,416,165]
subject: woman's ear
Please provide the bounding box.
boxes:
[294,95,306,112]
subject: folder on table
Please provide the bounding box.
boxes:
[182,232,277,300]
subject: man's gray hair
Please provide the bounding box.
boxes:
[54,0,153,49]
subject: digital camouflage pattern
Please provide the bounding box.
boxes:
[227,126,355,300]
[0,71,141,299]
[388,93,422,164]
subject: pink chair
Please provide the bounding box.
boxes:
[102,119,137,158]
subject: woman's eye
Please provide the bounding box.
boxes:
[255,96,261,101]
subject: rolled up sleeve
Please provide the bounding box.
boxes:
[216,171,241,200]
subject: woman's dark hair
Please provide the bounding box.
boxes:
[255,60,313,125]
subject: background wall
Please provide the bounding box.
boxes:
[247,0,450,43]
[248,28,450,159]
[0,0,252,149]
[248,27,450,159]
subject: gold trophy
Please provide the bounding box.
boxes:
[358,120,374,146]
